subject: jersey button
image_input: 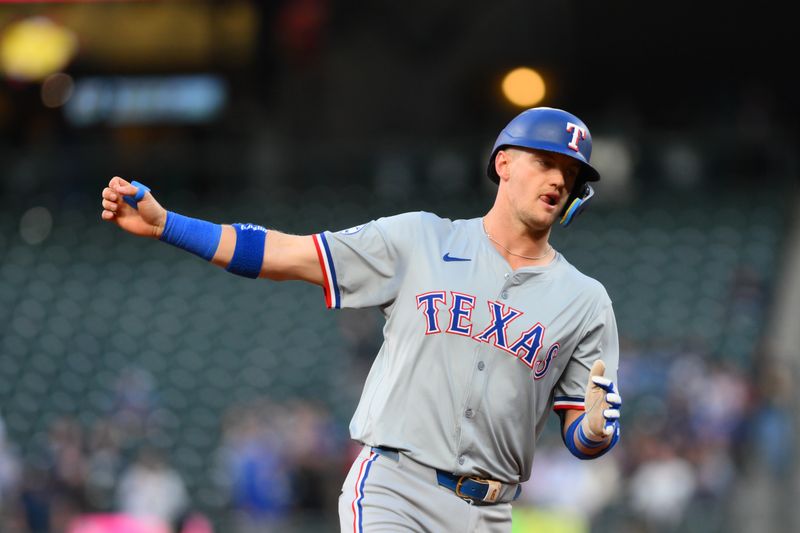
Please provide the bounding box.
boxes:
[477,361,485,371]
[501,291,509,299]
[464,408,474,418]
[458,456,465,465]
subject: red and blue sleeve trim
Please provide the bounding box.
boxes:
[553,395,585,411]
[312,232,341,309]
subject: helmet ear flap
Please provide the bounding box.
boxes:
[559,183,595,227]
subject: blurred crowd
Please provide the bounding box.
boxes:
[211,397,352,533]
[0,367,199,533]
[0,366,351,533]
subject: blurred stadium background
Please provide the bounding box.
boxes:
[0,1,796,532]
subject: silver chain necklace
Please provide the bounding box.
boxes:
[483,220,553,261]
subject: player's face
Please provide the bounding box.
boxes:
[503,148,580,231]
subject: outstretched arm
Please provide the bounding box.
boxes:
[101,176,323,285]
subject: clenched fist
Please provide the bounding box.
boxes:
[101,177,167,239]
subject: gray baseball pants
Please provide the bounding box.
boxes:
[338,445,512,532]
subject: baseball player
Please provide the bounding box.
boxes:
[100,107,622,532]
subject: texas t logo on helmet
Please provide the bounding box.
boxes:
[487,107,600,227]
[566,122,587,152]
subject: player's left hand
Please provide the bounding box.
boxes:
[581,360,621,440]
[101,176,167,239]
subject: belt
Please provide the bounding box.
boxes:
[435,470,520,505]
[371,446,520,505]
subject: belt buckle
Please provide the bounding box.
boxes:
[454,475,475,502]
[455,476,502,504]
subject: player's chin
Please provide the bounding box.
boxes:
[524,213,556,233]
[535,203,562,227]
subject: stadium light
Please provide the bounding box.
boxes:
[501,67,546,108]
[0,16,78,82]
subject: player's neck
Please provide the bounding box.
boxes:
[482,210,554,268]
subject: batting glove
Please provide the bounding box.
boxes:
[581,359,621,441]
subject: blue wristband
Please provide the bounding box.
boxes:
[565,414,594,460]
[159,211,222,261]
[226,223,267,278]
[564,413,620,460]
[577,421,609,449]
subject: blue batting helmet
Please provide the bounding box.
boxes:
[487,107,601,226]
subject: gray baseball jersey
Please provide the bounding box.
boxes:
[313,212,618,484]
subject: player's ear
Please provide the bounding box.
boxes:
[494,149,513,182]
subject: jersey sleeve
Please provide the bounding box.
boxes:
[552,301,619,411]
[311,212,422,310]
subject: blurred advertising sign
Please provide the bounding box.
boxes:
[64,75,227,126]
[68,513,170,533]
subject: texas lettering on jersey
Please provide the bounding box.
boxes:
[416,290,559,380]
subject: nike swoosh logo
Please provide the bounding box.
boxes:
[443,253,471,262]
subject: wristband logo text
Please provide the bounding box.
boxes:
[235,223,267,233]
